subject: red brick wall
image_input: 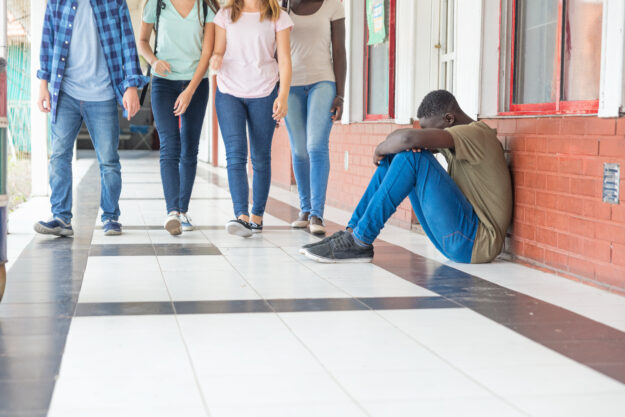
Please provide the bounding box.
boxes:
[483,116,625,293]
[272,122,414,228]
[270,116,625,293]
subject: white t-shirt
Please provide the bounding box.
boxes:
[214,8,294,98]
[289,0,345,86]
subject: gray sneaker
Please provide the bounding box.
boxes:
[299,230,348,254]
[302,231,373,264]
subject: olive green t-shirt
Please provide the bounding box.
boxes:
[439,121,512,263]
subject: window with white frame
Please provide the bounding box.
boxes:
[438,0,456,93]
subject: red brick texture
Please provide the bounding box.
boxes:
[270,116,625,292]
[486,116,625,292]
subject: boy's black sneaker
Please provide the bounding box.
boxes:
[225,219,253,238]
[299,230,347,254]
[302,232,373,263]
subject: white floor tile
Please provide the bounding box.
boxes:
[90,229,151,245]
[362,397,526,417]
[148,229,210,244]
[157,255,234,272]
[508,392,625,417]
[334,368,492,401]
[48,375,206,417]
[198,372,352,406]
[208,402,366,417]
[162,269,260,301]
[279,311,450,372]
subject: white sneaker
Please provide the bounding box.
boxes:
[180,213,194,231]
[164,212,182,236]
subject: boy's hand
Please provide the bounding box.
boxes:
[37,81,51,113]
[123,87,140,120]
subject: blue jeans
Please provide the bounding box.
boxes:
[285,81,335,218]
[151,77,209,213]
[215,86,278,218]
[348,151,479,263]
[49,91,121,224]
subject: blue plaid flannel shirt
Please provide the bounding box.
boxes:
[37,0,149,123]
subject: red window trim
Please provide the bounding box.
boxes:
[501,0,600,116]
[363,0,396,121]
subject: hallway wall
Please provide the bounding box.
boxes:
[270,115,625,293]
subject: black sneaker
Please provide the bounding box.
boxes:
[225,219,253,238]
[299,230,347,254]
[302,232,373,263]
[250,221,263,234]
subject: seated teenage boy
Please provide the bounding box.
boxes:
[301,90,512,264]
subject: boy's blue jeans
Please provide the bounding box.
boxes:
[348,151,479,263]
[285,81,336,219]
[49,91,121,224]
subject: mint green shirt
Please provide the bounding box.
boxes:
[143,0,215,80]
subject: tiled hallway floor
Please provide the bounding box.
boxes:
[2,151,625,417]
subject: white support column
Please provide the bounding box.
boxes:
[347,0,365,124]
[394,0,417,124]
[598,0,625,118]
[30,0,49,196]
[454,0,483,119]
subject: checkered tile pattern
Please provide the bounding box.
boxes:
[37,0,149,123]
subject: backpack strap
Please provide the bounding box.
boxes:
[140,0,163,106]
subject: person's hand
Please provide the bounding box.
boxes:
[37,81,51,113]
[273,94,288,121]
[373,145,385,166]
[123,87,140,120]
[330,96,344,121]
[174,88,194,116]
[209,55,223,71]
[152,59,171,76]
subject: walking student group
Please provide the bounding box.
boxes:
[32,0,513,265]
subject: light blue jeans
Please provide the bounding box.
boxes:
[49,91,121,223]
[285,81,336,218]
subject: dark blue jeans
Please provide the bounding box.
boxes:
[348,151,479,263]
[215,86,278,218]
[151,77,209,213]
[50,91,121,223]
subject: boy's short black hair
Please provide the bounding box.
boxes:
[417,90,460,119]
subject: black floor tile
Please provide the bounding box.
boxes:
[0,356,60,381]
[89,244,155,256]
[358,296,459,310]
[174,300,272,314]
[74,302,175,316]
[155,244,221,256]
[267,298,368,313]
[0,380,55,413]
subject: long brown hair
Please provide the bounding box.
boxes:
[226,0,282,23]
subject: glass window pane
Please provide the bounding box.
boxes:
[562,0,603,101]
[367,42,390,115]
[367,0,391,116]
[513,0,559,104]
